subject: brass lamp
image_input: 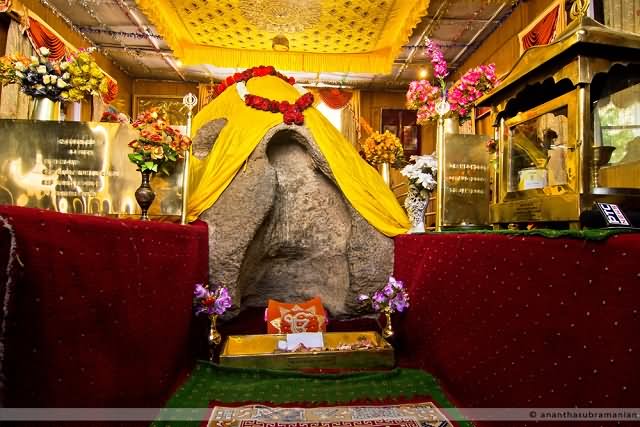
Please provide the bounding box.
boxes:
[591,145,615,188]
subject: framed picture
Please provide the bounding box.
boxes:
[402,125,418,152]
[380,109,421,158]
[133,95,191,129]
[382,124,398,136]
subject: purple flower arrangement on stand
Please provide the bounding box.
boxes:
[358,277,410,338]
[193,283,232,358]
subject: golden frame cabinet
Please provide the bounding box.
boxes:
[478,17,640,228]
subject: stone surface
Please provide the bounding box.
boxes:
[193,123,394,318]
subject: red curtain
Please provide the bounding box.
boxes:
[26,17,67,61]
[318,88,352,110]
[522,5,559,50]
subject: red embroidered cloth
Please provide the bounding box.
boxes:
[1,206,208,408]
[393,232,640,425]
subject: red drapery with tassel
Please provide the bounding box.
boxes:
[521,5,559,50]
[318,88,352,110]
[26,17,68,60]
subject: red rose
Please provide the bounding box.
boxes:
[278,101,291,113]
[258,98,270,110]
[288,76,295,85]
[270,101,280,112]
[233,72,243,82]
[283,109,299,125]
[225,76,235,86]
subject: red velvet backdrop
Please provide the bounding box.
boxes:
[394,233,640,426]
[1,206,209,409]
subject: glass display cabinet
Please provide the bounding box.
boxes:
[478,17,640,228]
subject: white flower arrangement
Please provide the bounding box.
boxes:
[400,153,438,198]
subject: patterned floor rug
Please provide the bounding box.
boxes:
[207,402,454,427]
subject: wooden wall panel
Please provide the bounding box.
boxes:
[604,0,640,33]
[131,79,198,121]
[453,0,555,79]
[360,89,438,195]
[132,80,198,98]
[360,90,435,155]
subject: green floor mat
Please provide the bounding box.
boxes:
[152,361,472,427]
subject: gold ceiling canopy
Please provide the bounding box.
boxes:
[135,0,430,73]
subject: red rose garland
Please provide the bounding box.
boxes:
[215,66,314,125]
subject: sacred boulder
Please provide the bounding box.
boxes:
[188,71,409,317]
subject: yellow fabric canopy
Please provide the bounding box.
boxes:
[134,0,430,74]
[188,75,409,237]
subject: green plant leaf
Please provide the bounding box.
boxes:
[128,153,143,163]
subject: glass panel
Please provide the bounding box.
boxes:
[507,107,570,192]
[594,82,640,189]
[595,82,640,165]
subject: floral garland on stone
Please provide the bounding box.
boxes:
[215,65,314,125]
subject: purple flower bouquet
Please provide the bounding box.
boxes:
[358,277,410,314]
[193,283,232,317]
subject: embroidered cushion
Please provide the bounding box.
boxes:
[266,297,327,334]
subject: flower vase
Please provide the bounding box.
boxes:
[382,307,394,338]
[209,312,221,341]
[443,115,459,135]
[404,186,429,233]
[378,162,391,187]
[31,98,61,121]
[134,170,155,221]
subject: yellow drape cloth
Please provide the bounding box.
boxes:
[188,76,409,237]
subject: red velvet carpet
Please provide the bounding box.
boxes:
[0,205,209,410]
[394,232,640,426]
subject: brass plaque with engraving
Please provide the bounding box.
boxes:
[0,120,184,218]
[441,133,491,227]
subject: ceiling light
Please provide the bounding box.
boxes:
[272,35,290,52]
[418,67,428,79]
